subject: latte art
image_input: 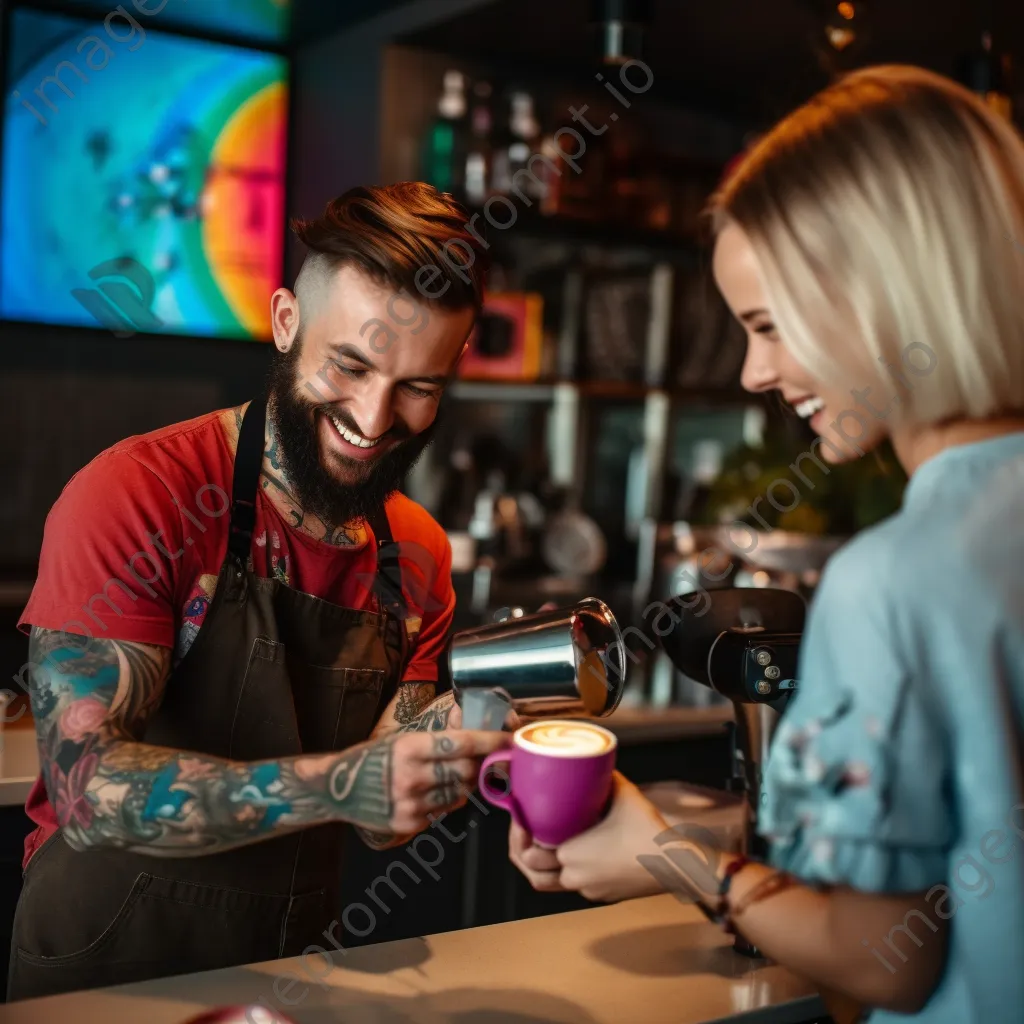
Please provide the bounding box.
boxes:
[518,722,615,756]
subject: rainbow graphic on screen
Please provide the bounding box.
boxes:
[1,9,289,340]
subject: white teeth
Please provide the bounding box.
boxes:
[794,396,825,420]
[330,414,379,449]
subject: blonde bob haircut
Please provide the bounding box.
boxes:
[710,64,1024,426]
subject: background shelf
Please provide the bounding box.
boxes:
[448,378,756,405]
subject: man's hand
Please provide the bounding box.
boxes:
[384,728,512,835]
[353,727,513,848]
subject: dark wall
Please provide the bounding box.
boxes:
[0,322,272,567]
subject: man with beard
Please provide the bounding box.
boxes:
[9,183,508,1001]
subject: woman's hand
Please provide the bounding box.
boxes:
[556,773,673,903]
[509,820,564,892]
[509,772,673,903]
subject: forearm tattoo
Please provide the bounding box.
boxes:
[28,627,401,855]
[397,689,455,733]
[356,730,464,851]
[393,682,436,726]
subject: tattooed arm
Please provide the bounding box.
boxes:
[370,682,459,739]
[353,682,459,849]
[28,627,508,857]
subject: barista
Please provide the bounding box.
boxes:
[10,183,510,1001]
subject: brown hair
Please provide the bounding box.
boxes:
[291,182,488,311]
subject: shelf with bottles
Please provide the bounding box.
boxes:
[462,204,707,257]
[382,45,738,255]
[447,377,755,406]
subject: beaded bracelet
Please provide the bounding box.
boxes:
[724,868,798,933]
[717,854,753,902]
[687,855,755,929]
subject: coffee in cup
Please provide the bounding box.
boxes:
[478,720,617,847]
[516,721,616,755]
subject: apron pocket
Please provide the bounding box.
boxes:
[16,871,152,968]
[17,875,289,972]
[292,666,386,753]
[12,876,290,1001]
[230,637,302,760]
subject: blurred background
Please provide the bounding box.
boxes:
[0,0,1019,956]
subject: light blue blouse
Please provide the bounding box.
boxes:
[759,432,1024,1024]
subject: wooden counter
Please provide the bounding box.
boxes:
[0,895,825,1024]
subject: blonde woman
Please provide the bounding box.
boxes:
[510,65,1024,1022]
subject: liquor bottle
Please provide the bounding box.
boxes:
[422,70,468,195]
[464,80,494,207]
[962,31,1013,121]
[489,91,513,197]
[537,130,564,216]
[490,89,542,200]
[507,91,542,199]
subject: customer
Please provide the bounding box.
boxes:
[509,65,1024,1024]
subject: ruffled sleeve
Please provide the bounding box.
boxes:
[758,540,954,893]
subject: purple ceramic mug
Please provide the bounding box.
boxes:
[478,720,617,847]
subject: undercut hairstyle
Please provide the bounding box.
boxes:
[710,64,1024,427]
[291,182,489,316]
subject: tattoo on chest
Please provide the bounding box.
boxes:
[324,524,362,546]
[260,420,364,547]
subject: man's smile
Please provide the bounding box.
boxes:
[318,409,395,463]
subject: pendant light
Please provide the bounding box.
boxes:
[589,0,652,66]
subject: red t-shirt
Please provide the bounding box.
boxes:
[17,408,454,866]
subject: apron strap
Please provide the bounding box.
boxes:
[367,505,409,620]
[230,397,408,623]
[229,395,268,564]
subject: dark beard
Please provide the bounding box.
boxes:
[265,344,437,530]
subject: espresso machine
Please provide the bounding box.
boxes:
[655,587,806,955]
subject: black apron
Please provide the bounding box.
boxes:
[8,396,411,1001]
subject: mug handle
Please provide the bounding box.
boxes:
[478,751,514,811]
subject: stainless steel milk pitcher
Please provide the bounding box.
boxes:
[448,598,627,718]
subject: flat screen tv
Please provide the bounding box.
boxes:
[58,0,291,46]
[0,6,289,340]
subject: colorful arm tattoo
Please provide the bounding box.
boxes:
[29,627,398,855]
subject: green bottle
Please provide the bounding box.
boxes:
[422,70,468,195]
